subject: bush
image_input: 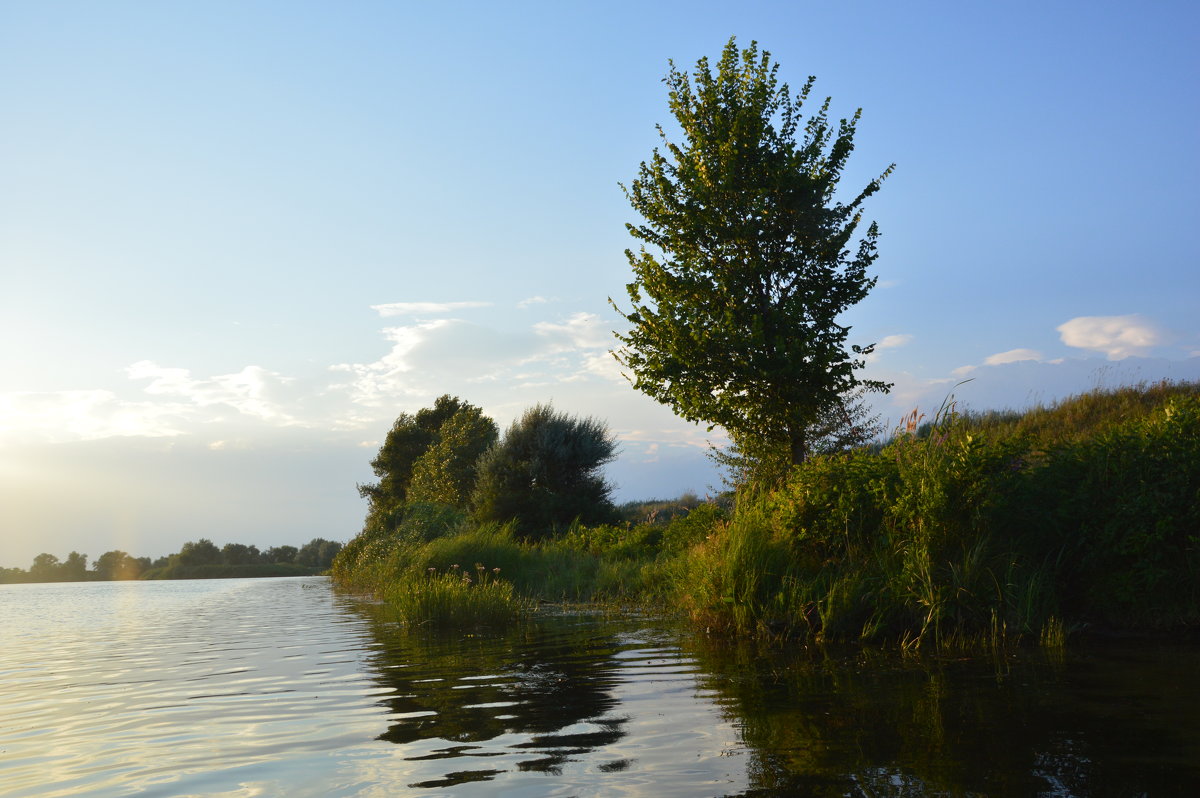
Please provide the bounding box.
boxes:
[472,404,618,540]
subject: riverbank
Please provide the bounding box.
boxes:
[332,382,1200,647]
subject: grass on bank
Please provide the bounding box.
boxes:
[334,382,1200,647]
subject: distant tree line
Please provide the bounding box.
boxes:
[0,537,342,584]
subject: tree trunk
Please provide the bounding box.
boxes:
[788,427,807,467]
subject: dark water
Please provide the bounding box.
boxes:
[1,578,1197,796]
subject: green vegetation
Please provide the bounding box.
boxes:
[673,382,1200,646]
[335,383,1200,647]
[0,536,342,583]
[613,37,892,466]
[334,41,1196,647]
[380,564,529,630]
[339,396,621,628]
[472,403,618,540]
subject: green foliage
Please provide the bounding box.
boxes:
[93,550,147,580]
[5,537,334,583]
[330,382,1199,649]
[176,538,222,567]
[380,564,529,630]
[670,384,1200,645]
[471,403,618,540]
[359,395,479,514]
[408,405,499,507]
[295,537,343,570]
[24,550,92,583]
[614,37,892,465]
[357,396,497,549]
[30,553,62,582]
[263,545,298,564]
[712,385,884,491]
[221,542,260,566]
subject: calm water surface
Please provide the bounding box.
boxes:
[1,577,1197,796]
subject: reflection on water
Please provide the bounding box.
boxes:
[685,637,1200,796]
[1,578,1197,796]
[349,600,743,794]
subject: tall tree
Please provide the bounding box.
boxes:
[613,38,892,466]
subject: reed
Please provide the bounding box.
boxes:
[382,563,531,629]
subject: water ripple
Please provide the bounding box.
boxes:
[0,578,747,797]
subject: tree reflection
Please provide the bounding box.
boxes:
[346,600,628,785]
[684,637,1200,796]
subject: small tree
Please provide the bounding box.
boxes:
[472,404,618,540]
[614,38,892,466]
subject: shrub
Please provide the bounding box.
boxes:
[472,403,618,540]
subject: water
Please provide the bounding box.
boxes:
[1,578,1197,796]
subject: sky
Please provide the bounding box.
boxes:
[2,0,1198,566]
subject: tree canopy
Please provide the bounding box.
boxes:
[471,404,618,540]
[613,38,892,466]
[359,395,473,511]
[408,404,499,507]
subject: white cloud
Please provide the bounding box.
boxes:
[370,301,491,317]
[583,350,626,382]
[533,312,613,350]
[983,348,1043,366]
[517,295,552,309]
[877,334,914,350]
[126,361,300,425]
[1057,314,1167,359]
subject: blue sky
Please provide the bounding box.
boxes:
[2,0,1198,565]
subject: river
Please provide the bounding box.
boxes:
[1,577,1197,796]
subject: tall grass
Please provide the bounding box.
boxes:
[381,563,530,629]
[667,383,1200,647]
